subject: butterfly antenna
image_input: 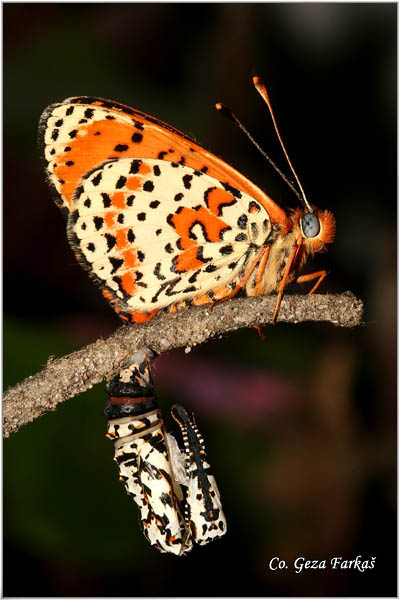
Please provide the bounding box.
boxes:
[215,102,303,203]
[253,75,312,212]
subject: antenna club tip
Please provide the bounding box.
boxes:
[253,74,265,87]
[215,102,234,121]
[253,75,269,96]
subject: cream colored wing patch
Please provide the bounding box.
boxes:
[67,158,271,314]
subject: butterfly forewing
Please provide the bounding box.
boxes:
[40,96,282,217]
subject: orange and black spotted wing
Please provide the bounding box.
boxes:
[39,96,284,322]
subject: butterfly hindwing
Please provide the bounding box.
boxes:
[67,157,270,317]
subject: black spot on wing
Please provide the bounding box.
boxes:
[251,222,259,239]
[188,270,201,283]
[114,144,129,152]
[143,180,154,192]
[105,234,116,251]
[237,214,248,229]
[109,257,124,274]
[154,263,166,280]
[116,175,127,189]
[132,132,143,143]
[91,171,102,186]
[102,192,111,208]
[183,174,193,189]
[94,216,104,230]
[249,201,260,213]
[130,160,141,174]
[219,245,233,256]
[221,182,242,198]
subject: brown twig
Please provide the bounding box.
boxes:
[3,292,363,437]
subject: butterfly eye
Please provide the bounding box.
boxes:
[301,212,320,238]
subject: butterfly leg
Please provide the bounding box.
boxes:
[253,325,266,341]
[271,240,301,325]
[295,270,328,294]
[250,247,272,340]
[254,245,271,286]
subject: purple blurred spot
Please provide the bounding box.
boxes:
[154,351,296,428]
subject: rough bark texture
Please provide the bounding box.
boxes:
[3,292,363,438]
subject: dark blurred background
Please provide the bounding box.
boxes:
[3,3,396,597]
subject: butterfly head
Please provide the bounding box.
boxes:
[294,208,336,253]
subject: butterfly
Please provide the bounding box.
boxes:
[39,76,335,325]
